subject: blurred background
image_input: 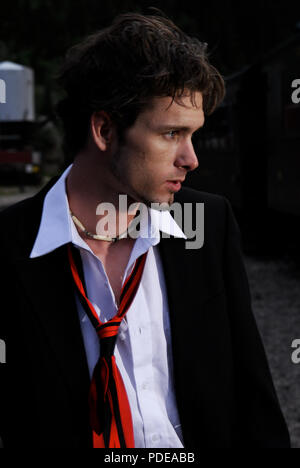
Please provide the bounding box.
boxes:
[1,0,300,447]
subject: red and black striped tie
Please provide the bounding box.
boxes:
[67,244,148,448]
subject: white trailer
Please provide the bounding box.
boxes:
[0,61,41,182]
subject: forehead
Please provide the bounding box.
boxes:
[139,91,204,127]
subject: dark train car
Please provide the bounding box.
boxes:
[185,32,300,221]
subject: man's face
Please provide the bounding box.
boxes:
[109,91,204,206]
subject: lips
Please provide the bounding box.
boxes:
[166,180,182,192]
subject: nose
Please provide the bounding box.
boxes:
[174,139,199,172]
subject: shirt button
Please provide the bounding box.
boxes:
[151,434,160,443]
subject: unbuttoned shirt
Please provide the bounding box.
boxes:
[30,164,186,448]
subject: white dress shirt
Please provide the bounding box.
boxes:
[30,164,186,448]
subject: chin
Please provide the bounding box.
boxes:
[129,185,175,208]
[147,193,175,208]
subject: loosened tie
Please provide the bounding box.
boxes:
[67,244,148,448]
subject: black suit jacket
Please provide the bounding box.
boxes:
[0,177,290,448]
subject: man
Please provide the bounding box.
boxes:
[0,12,290,448]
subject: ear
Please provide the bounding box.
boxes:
[90,111,114,151]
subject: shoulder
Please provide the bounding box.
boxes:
[175,185,230,215]
[173,186,242,256]
[0,176,58,224]
[175,186,232,230]
[175,185,226,204]
[0,176,59,257]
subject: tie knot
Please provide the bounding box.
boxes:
[96,321,122,340]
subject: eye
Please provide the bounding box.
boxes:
[165,130,180,139]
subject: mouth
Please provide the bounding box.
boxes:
[165,180,182,192]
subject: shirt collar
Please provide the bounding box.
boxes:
[30,164,186,259]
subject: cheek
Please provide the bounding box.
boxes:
[142,144,175,172]
[121,136,175,182]
[136,157,170,183]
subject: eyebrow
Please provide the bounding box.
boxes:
[157,123,205,132]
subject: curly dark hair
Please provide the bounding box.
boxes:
[56,11,225,158]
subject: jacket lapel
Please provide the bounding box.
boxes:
[15,245,91,405]
[158,233,226,445]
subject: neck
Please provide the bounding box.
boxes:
[66,152,140,243]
